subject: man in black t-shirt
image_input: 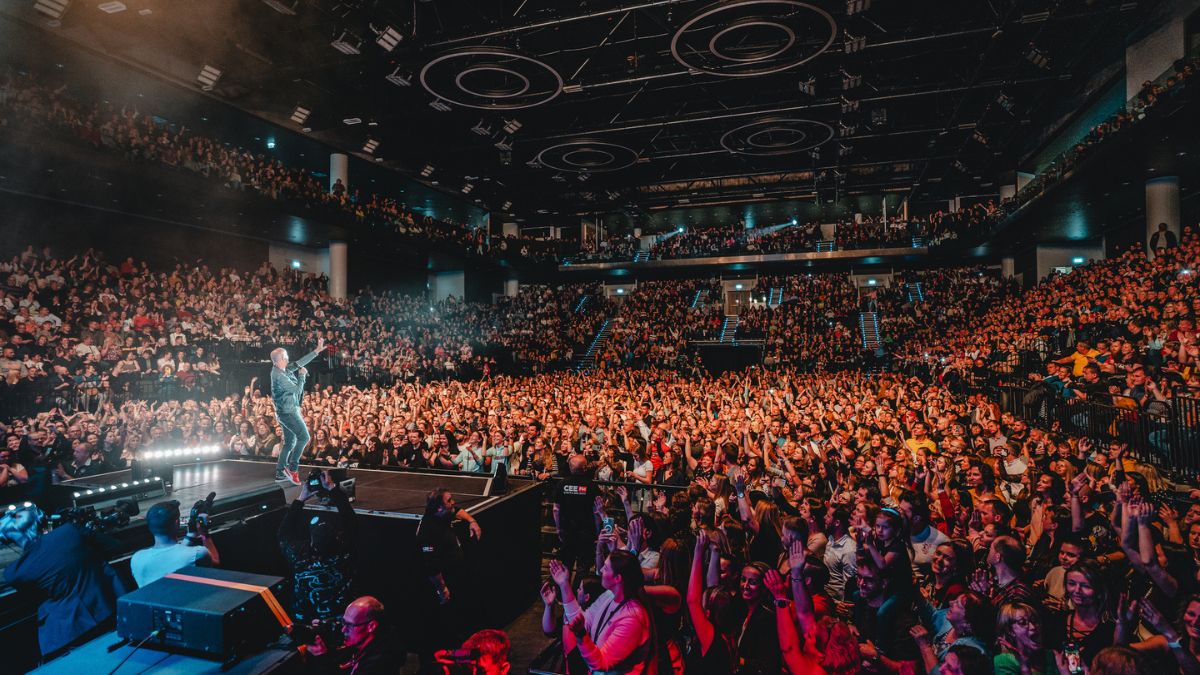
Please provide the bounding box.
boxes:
[394,429,428,467]
[553,453,598,581]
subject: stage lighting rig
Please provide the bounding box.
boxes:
[362,138,380,154]
[846,0,871,15]
[420,164,435,177]
[331,31,362,55]
[798,78,816,96]
[68,477,166,510]
[1025,45,1050,69]
[385,66,412,87]
[493,136,512,151]
[841,69,862,90]
[840,97,859,113]
[429,99,452,112]
[471,120,492,136]
[290,106,311,124]
[502,118,522,134]
[34,0,69,21]
[197,65,222,92]
[844,32,866,54]
[373,24,403,52]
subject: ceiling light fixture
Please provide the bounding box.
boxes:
[429,99,452,112]
[461,182,474,194]
[844,33,866,54]
[375,25,403,52]
[330,30,362,55]
[97,1,126,13]
[420,164,435,177]
[196,65,222,91]
[502,118,522,134]
[362,138,380,154]
[260,0,299,15]
[846,0,871,15]
[290,106,311,124]
[34,0,69,20]
[342,117,362,125]
[385,66,411,87]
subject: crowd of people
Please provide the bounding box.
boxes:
[738,274,864,370]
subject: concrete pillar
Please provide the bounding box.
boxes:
[329,153,348,194]
[947,197,961,212]
[328,241,347,300]
[1146,176,1180,258]
[503,279,519,297]
[1001,256,1015,278]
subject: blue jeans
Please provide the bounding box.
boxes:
[275,409,310,474]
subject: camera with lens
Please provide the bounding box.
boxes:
[288,617,344,649]
[186,491,216,544]
[49,498,140,533]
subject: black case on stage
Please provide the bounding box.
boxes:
[116,565,289,660]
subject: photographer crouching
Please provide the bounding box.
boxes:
[129,494,221,588]
[0,503,130,659]
[279,468,357,623]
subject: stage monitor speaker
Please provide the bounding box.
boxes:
[117,565,290,660]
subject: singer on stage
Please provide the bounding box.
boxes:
[270,337,324,484]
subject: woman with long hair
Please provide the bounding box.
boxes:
[551,550,662,675]
[732,561,781,675]
[861,507,915,601]
[1050,560,1117,667]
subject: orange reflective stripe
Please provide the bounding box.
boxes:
[165,572,293,628]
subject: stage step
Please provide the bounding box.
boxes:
[573,318,613,373]
[719,315,740,343]
[905,282,925,303]
[633,250,650,263]
[816,240,836,252]
[859,311,881,349]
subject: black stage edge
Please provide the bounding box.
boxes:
[0,460,545,672]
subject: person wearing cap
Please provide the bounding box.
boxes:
[129,500,220,588]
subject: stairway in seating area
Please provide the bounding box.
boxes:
[859,312,881,349]
[767,287,783,307]
[573,294,590,313]
[633,250,650,263]
[905,282,925,303]
[573,319,612,372]
[719,315,740,343]
[691,290,703,309]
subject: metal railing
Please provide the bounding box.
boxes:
[993,385,1200,480]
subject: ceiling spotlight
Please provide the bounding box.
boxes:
[493,136,512,151]
[362,138,380,154]
[972,130,989,146]
[841,69,862,90]
[461,182,474,194]
[501,201,512,211]
[997,92,1015,113]
[577,172,590,183]
[952,159,968,172]
[471,119,492,136]
[34,0,70,20]
[502,118,522,134]
[840,96,859,113]
[838,144,853,157]
[331,30,362,55]
[838,121,857,137]
[385,66,411,87]
[429,99,452,112]
[420,164,435,177]
[1025,45,1050,69]
[844,32,866,54]
[290,106,311,124]
[846,0,871,15]
[97,1,126,13]
[375,25,403,52]
[798,78,816,96]
[196,64,222,91]
[343,117,362,125]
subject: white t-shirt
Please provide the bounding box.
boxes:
[910,525,950,578]
[130,542,210,588]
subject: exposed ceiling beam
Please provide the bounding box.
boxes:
[427,0,690,47]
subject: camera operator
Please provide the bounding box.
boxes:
[0,504,129,658]
[279,469,356,622]
[553,453,597,581]
[304,595,401,675]
[129,499,220,588]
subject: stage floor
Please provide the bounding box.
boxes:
[62,459,502,520]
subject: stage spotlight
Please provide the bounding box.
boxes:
[385,66,411,87]
[331,30,362,55]
[502,118,522,134]
[197,65,222,91]
[844,33,866,54]
[375,25,403,52]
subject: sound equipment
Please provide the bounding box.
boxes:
[117,565,291,660]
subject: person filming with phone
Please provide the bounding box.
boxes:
[278,468,357,623]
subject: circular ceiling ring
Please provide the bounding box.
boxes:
[420,46,563,110]
[454,66,532,99]
[745,126,809,148]
[708,20,796,63]
[720,117,833,156]
[670,0,837,78]
[536,140,639,173]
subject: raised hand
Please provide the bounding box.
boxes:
[763,569,788,600]
[539,579,558,606]
[548,559,570,588]
[787,539,806,572]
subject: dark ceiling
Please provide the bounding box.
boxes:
[2,0,1161,228]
